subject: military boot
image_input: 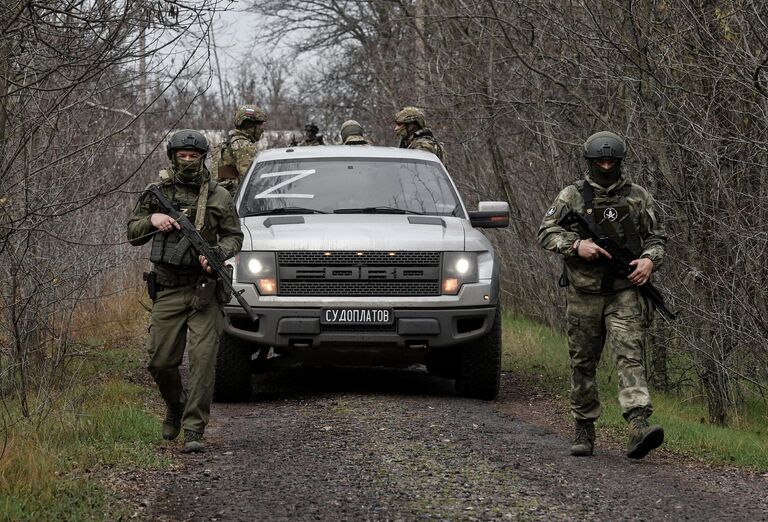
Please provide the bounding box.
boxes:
[626,407,664,459]
[182,430,205,453]
[161,402,185,441]
[570,419,595,456]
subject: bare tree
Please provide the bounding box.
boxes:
[249,0,768,426]
[0,0,225,427]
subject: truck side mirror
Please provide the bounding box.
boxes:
[468,201,510,228]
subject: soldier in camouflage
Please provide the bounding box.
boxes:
[394,106,444,162]
[211,104,267,196]
[537,131,666,459]
[128,129,243,453]
[340,120,371,145]
[297,123,325,146]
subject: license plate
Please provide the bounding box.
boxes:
[320,308,394,325]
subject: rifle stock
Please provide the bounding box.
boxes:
[145,186,258,324]
[556,210,678,321]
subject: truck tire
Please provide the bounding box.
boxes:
[214,333,253,403]
[455,307,502,400]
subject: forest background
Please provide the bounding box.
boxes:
[1,0,767,461]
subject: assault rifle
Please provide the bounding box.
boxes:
[557,210,678,322]
[145,186,258,324]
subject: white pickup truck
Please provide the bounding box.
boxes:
[215,145,509,401]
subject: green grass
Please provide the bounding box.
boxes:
[501,313,768,470]
[0,342,169,521]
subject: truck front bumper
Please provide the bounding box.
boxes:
[223,305,496,350]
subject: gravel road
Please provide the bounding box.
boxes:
[133,368,768,521]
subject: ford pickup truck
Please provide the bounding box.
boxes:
[215,145,509,401]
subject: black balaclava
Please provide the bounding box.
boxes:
[589,160,621,188]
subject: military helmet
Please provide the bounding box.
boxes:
[340,120,364,142]
[394,106,426,129]
[166,129,209,159]
[304,123,319,133]
[583,131,626,160]
[234,104,267,127]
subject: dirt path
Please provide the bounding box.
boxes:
[130,369,768,521]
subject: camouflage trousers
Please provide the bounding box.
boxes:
[146,285,223,434]
[566,286,653,421]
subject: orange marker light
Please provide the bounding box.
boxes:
[258,278,277,295]
[442,277,459,294]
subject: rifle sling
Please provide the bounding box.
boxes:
[194,180,214,231]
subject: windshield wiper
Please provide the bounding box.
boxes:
[332,206,424,215]
[246,207,327,216]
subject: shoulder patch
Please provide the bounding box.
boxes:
[545,206,556,217]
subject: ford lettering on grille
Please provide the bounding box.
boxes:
[321,308,394,325]
[276,251,442,296]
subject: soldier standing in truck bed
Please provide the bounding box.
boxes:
[211,104,268,196]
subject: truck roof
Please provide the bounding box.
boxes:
[254,145,444,164]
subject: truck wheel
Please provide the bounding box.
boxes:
[214,333,253,403]
[455,307,502,400]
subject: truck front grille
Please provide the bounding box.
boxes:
[279,280,439,296]
[277,251,441,297]
[278,251,440,266]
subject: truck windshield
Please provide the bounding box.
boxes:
[240,158,463,217]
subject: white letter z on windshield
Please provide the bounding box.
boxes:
[254,170,316,199]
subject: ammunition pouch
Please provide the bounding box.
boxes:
[150,228,199,267]
[191,276,218,311]
[168,236,193,265]
[217,164,239,180]
[214,137,240,181]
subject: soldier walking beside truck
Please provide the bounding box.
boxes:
[538,131,668,459]
[127,129,243,453]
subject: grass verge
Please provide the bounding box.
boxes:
[501,313,768,471]
[0,340,168,521]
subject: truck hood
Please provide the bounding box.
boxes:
[240,214,466,251]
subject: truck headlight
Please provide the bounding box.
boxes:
[442,252,478,295]
[237,252,277,295]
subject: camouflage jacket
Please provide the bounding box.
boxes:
[127,171,243,283]
[210,130,259,196]
[343,134,371,145]
[400,128,445,162]
[299,135,325,146]
[537,173,666,294]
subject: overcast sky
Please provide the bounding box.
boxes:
[212,2,311,85]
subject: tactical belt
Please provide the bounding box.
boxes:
[154,270,201,288]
